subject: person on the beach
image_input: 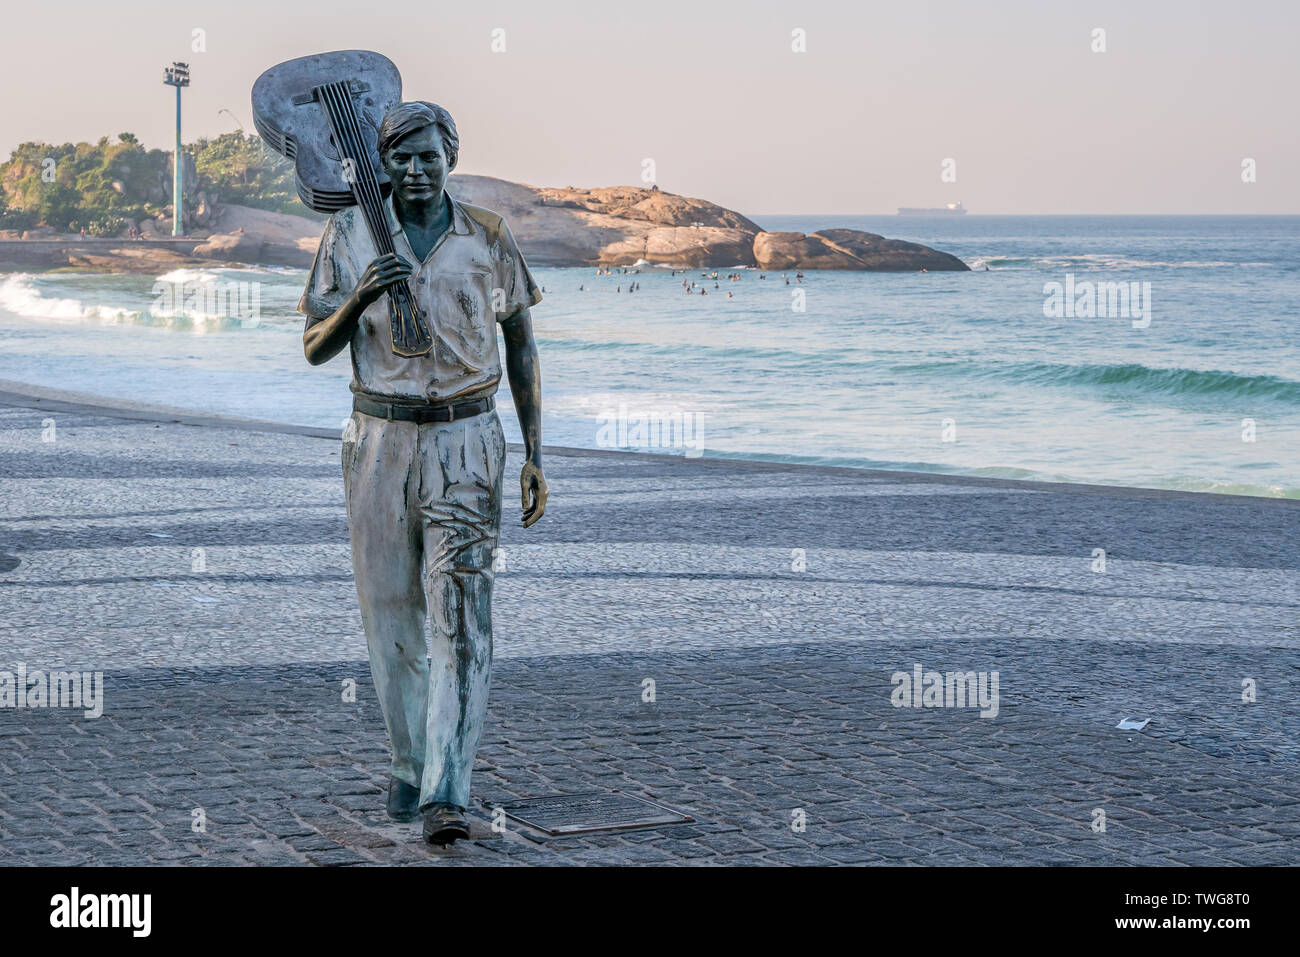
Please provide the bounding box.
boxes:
[298,100,547,847]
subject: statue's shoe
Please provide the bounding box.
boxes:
[422,804,470,846]
[386,776,421,822]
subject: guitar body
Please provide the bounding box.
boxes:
[252,50,402,213]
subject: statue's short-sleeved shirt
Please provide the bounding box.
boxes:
[298,192,542,403]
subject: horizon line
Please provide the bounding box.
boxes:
[751,211,1300,218]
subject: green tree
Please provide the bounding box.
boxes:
[35,183,83,232]
[0,130,321,231]
[191,131,308,216]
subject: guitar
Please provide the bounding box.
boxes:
[252,50,433,357]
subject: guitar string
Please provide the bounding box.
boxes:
[334,85,429,339]
[331,83,424,337]
[326,84,390,259]
[320,83,407,338]
[323,84,389,254]
[319,81,428,346]
[321,83,423,344]
[338,88,391,255]
[332,84,383,220]
[344,86,429,338]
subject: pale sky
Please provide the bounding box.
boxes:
[1,0,1295,214]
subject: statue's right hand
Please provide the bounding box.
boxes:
[355,254,414,307]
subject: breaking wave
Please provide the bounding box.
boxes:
[893,358,1300,405]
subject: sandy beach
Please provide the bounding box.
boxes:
[0,381,1296,864]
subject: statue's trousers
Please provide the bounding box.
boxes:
[342,407,505,810]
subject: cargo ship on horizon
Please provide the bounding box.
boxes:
[898,201,967,216]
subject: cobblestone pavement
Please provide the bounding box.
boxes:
[0,388,1297,865]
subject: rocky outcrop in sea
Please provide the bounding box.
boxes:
[453,176,969,271]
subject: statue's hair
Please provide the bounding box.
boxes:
[377,101,459,166]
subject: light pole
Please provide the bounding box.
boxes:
[163,62,190,236]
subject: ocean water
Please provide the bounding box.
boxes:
[0,214,1296,498]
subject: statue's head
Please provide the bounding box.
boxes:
[378,101,459,206]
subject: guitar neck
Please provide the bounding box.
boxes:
[315,81,396,258]
[314,79,432,357]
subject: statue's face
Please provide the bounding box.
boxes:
[382,126,452,206]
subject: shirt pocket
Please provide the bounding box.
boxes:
[433,265,497,346]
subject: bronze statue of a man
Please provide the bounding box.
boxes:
[298,101,547,845]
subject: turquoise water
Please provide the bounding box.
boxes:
[0,215,1296,497]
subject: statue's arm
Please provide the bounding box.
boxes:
[502,308,547,527]
[303,253,412,365]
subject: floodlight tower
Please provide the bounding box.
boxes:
[163,62,191,236]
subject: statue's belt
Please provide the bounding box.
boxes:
[353,394,495,424]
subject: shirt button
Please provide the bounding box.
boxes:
[418,277,426,284]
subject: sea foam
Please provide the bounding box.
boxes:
[0,273,137,324]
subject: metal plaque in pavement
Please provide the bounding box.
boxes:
[501,790,694,836]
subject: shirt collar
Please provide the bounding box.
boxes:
[384,190,475,239]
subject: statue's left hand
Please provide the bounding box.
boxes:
[520,460,548,528]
